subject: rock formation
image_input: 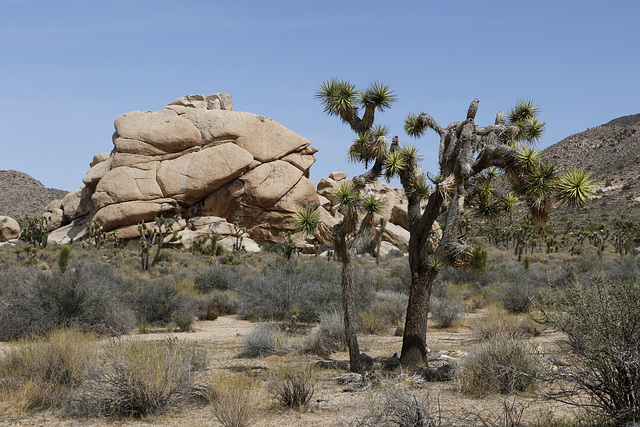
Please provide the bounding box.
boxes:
[46,93,319,246]
[0,216,20,241]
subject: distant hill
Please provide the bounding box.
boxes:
[543,113,640,223]
[0,170,68,220]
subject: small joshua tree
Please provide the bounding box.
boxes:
[86,219,106,249]
[18,215,50,248]
[232,218,249,254]
[138,216,181,271]
[296,186,383,373]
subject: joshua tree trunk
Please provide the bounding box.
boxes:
[335,239,363,374]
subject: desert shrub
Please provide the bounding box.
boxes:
[268,363,316,408]
[457,336,538,396]
[358,291,408,334]
[242,322,283,357]
[356,384,438,427]
[194,265,246,292]
[430,296,464,328]
[0,329,97,414]
[173,311,195,332]
[0,263,135,340]
[75,338,202,417]
[238,258,374,322]
[372,260,411,293]
[197,290,241,319]
[210,372,263,427]
[541,277,640,425]
[472,306,522,340]
[499,280,537,314]
[303,309,346,356]
[133,279,185,325]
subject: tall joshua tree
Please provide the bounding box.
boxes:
[316,80,594,369]
[295,80,395,373]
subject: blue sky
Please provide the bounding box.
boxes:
[1,0,638,191]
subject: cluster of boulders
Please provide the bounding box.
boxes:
[44,94,319,248]
[314,173,439,255]
[7,92,430,255]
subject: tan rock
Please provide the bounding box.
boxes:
[318,194,331,210]
[93,199,178,231]
[47,216,90,245]
[156,143,253,203]
[317,177,337,198]
[206,93,233,110]
[382,222,411,250]
[114,109,202,152]
[43,208,64,231]
[61,187,93,221]
[390,204,409,229]
[379,241,402,257]
[183,109,309,162]
[218,236,261,253]
[203,179,245,219]
[45,198,63,212]
[167,94,207,109]
[90,152,110,167]
[242,161,303,208]
[329,171,348,181]
[317,206,338,229]
[0,216,20,240]
[92,163,163,209]
[281,152,316,174]
[272,177,318,213]
[83,155,113,191]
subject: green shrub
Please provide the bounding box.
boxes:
[173,311,195,332]
[457,336,538,396]
[194,265,244,292]
[133,280,185,325]
[500,280,537,313]
[355,383,436,427]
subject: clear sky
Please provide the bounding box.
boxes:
[1,0,638,191]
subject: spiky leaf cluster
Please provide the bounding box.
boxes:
[358,82,397,111]
[557,167,595,208]
[507,99,546,142]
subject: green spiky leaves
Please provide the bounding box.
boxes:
[330,182,360,208]
[557,167,595,208]
[314,79,358,123]
[359,81,398,112]
[507,99,546,143]
[361,193,384,215]
[383,151,407,177]
[348,124,390,165]
[404,113,425,138]
[294,205,320,237]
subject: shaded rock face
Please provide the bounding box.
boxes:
[48,93,319,244]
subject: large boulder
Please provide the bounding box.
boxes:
[0,216,20,240]
[46,93,319,245]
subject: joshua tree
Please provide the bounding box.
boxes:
[138,216,180,270]
[296,185,382,373]
[316,80,595,368]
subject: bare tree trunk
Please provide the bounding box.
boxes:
[335,239,362,374]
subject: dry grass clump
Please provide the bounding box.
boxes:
[472,306,522,340]
[355,381,440,426]
[210,372,264,427]
[73,338,204,417]
[302,309,346,356]
[457,336,539,397]
[242,321,286,357]
[0,328,97,415]
[268,362,317,409]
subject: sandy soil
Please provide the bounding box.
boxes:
[0,313,579,426]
